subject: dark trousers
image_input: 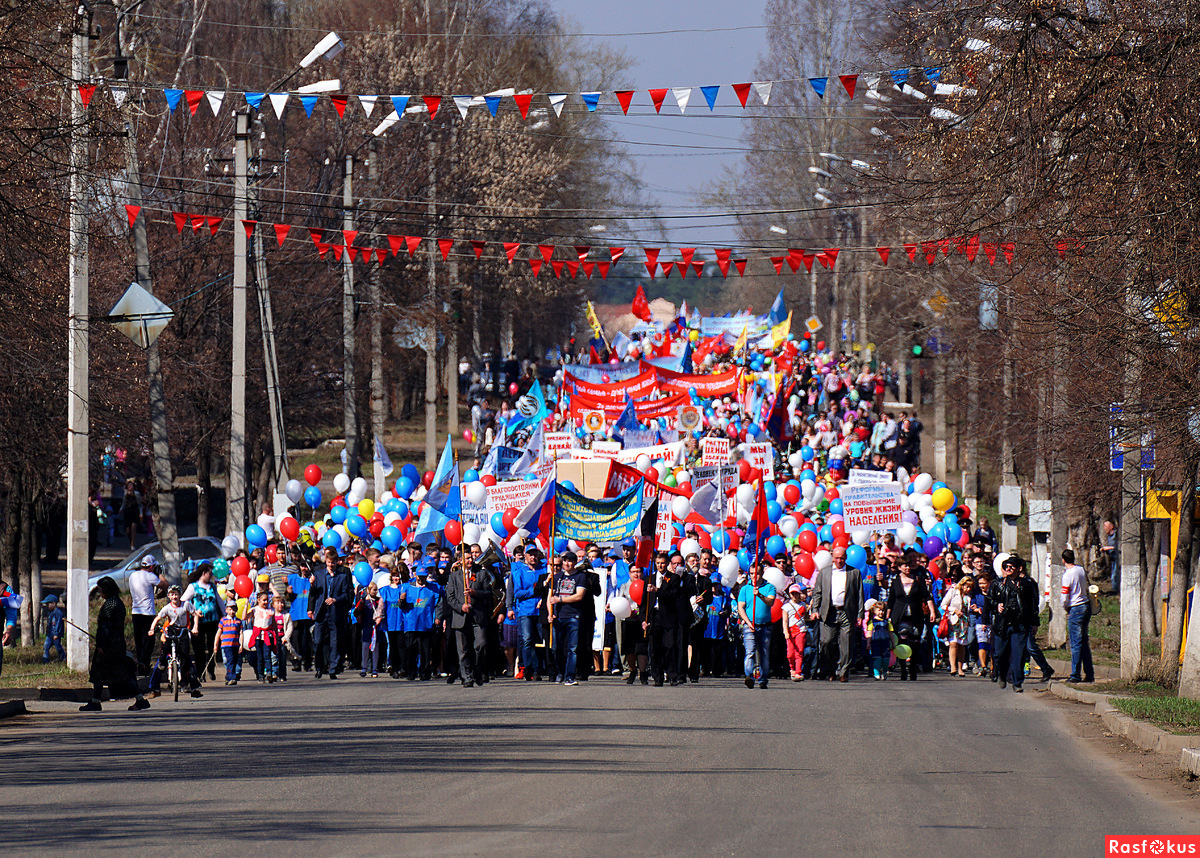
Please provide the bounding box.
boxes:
[291,618,313,670]
[387,630,405,674]
[818,607,855,678]
[1026,625,1053,674]
[661,625,684,681]
[192,620,218,680]
[455,620,485,683]
[553,615,580,681]
[648,625,666,680]
[575,614,594,679]
[687,624,705,680]
[360,625,381,674]
[517,616,539,677]
[132,613,154,673]
[405,630,433,678]
[994,625,1030,688]
[313,612,340,676]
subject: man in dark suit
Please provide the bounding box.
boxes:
[307,546,351,679]
[444,549,493,687]
[654,552,696,687]
[809,545,863,682]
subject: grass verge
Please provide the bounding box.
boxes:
[1111,697,1200,734]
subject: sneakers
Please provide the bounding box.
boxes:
[79,700,102,712]
[564,678,578,686]
[1041,669,1055,682]
[128,698,150,711]
[999,677,1007,689]
[148,690,161,699]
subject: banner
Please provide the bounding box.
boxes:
[555,480,644,543]
[568,389,690,421]
[461,497,489,530]
[655,500,674,550]
[698,314,770,340]
[479,445,525,480]
[621,428,658,449]
[744,442,775,480]
[564,361,642,385]
[544,431,573,460]
[606,460,685,503]
[592,441,622,459]
[615,442,683,465]
[691,463,738,496]
[841,482,903,531]
[486,479,549,517]
[701,437,730,465]
[646,362,741,397]
[848,468,896,485]
[565,368,657,402]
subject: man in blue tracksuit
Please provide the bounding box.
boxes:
[509,545,545,680]
[401,571,440,680]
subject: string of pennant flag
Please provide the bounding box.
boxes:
[76,65,949,121]
[122,203,1085,277]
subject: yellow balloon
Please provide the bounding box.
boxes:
[217,584,227,600]
[932,487,955,512]
[689,330,700,343]
[358,498,375,520]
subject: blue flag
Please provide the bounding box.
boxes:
[415,435,460,534]
[614,394,643,442]
[505,380,548,440]
[768,286,787,327]
[555,480,643,543]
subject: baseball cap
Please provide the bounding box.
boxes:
[139,555,158,568]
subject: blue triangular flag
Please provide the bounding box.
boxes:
[580,91,601,112]
[484,95,501,116]
[890,68,909,88]
[924,66,942,83]
[299,94,318,117]
[164,89,183,112]
[700,85,719,110]
[768,286,787,326]
[244,92,265,110]
[390,95,409,116]
[809,77,828,99]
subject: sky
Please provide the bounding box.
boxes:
[549,0,772,251]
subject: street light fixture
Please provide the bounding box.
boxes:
[300,31,345,68]
[297,79,342,94]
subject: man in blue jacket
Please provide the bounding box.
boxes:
[509,545,545,680]
[307,547,351,679]
[401,569,440,680]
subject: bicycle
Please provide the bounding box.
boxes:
[160,626,186,702]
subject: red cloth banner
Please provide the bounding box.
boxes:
[565,367,658,403]
[645,362,740,397]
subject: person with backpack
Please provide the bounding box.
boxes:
[183,564,222,683]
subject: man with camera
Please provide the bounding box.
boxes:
[989,554,1039,693]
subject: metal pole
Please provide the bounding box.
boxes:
[65,16,90,671]
[933,352,947,481]
[368,148,386,500]
[226,110,249,537]
[425,134,438,468]
[342,153,359,480]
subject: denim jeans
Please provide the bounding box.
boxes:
[742,624,772,684]
[553,615,580,681]
[222,645,240,682]
[518,615,539,676]
[43,635,65,662]
[995,625,1029,687]
[1067,603,1094,681]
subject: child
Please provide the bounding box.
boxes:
[781,585,807,682]
[865,600,893,680]
[42,594,65,663]
[355,581,384,678]
[246,591,278,683]
[216,601,241,686]
[272,595,291,682]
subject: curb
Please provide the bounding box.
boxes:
[1048,681,1200,775]
[0,699,28,719]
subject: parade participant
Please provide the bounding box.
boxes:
[128,555,166,675]
[887,554,938,681]
[148,584,203,698]
[548,551,587,686]
[380,568,405,677]
[737,563,776,689]
[444,548,492,687]
[247,590,280,683]
[1060,548,1094,683]
[684,548,712,683]
[287,560,313,673]
[620,565,650,684]
[354,581,385,678]
[989,555,1039,692]
[510,545,544,681]
[80,577,150,712]
[402,565,440,680]
[810,545,863,682]
[182,563,222,683]
[216,601,241,686]
[308,546,351,680]
[782,585,807,681]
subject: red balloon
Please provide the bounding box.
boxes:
[369,519,385,538]
[601,374,611,383]
[831,520,846,539]
[798,530,818,553]
[509,382,519,396]
[304,464,322,487]
[738,459,753,481]
[331,494,346,508]
[231,556,250,577]
[794,552,815,577]
[727,531,741,551]
[233,575,254,599]
[833,534,850,549]
[372,512,384,523]
[481,474,497,487]
[422,470,435,489]
[264,544,278,564]
[678,482,693,496]
[783,484,801,505]
[770,599,783,623]
[825,486,840,501]
[278,517,300,542]
[629,578,645,604]
[502,507,519,534]
[817,341,826,350]
[445,520,463,545]
[928,558,942,579]
[855,426,869,441]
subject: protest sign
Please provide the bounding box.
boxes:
[841,482,903,531]
[701,437,730,465]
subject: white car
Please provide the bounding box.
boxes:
[87,537,224,591]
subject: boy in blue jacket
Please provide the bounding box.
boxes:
[42,594,65,663]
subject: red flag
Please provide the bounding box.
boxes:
[206,216,221,236]
[423,95,441,119]
[331,243,344,261]
[692,262,703,277]
[644,248,660,268]
[787,248,803,272]
[904,243,917,262]
[817,252,831,269]
[582,260,595,278]
[529,258,543,277]
[330,95,348,118]
[717,258,730,277]
[538,244,555,263]
[405,236,421,257]
[550,260,564,277]
[1002,242,1015,264]
[437,238,453,260]
[609,247,625,264]
[124,204,140,228]
[172,212,187,234]
[512,93,533,119]
[375,248,387,264]
[345,246,358,262]
[939,238,952,256]
[877,246,891,264]
[770,257,784,275]
[343,229,358,247]
[78,84,96,108]
[191,214,205,234]
[734,259,747,276]
[922,241,937,265]
[965,236,979,262]
[1056,240,1067,258]
[632,284,652,321]
[242,219,257,238]
[825,248,839,266]
[275,223,291,247]
[645,262,657,279]
[589,344,601,364]
[574,245,590,261]
[316,241,329,259]
[839,74,859,98]
[648,88,668,113]
[309,228,324,248]
[614,90,634,114]
[597,260,610,279]
[471,240,485,259]
[503,241,520,263]
[732,83,752,106]
[564,259,579,278]
[185,90,203,116]
[679,247,695,267]
[802,252,815,273]
[387,234,404,257]
[661,261,674,278]
[983,243,997,265]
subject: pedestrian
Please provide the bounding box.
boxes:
[355,581,384,678]
[80,577,150,712]
[886,553,938,681]
[736,563,776,689]
[147,584,204,699]
[183,563,222,682]
[401,565,439,680]
[548,550,587,686]
[1101,520,1119,593]
[287,559,313,673]
[128,555,166,675]
[216,601,241,686]
[445,549,491,687]
[380,568,405,678]
[1060,548,1094,683]
[247,591,278,683]
[272,595,291,681]
[989,555,1039,693]
[810,545,863,682]
[864,599,893,680]
[308,546,351,680]
[41,594,65,663]
[782,585,807,681]
[940,577,973,677]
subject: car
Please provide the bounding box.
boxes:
[87,537,225,592]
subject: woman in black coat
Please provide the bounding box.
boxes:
[886,555,938,681]
[80,576,150,712]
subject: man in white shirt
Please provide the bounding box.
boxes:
[809,545,863,682]
[1059,548,1093,683]
[128,555,165,675]
[256,502,276,541]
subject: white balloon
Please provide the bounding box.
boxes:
[380,490,395,503]
[993,552,1010,576]
[851,529,870,546]
[372,570,391,588]
[285,479,304,504]
[465,481,487,508]
[413,486,427,503]
[676,469,690,485]
[672,495,692,520]
[763,567,786,592]
[900,494,911,511]
[779,516,799,538]
[333,473,351,495]
[788,452,804,470]
[505,534,524,553]
[719,555,740,587]
[608,596,633,620]
[680,538,701,559]
[831,445,848,461]
[221,533,242,557]
[636,454,652,473]
[896,466,909,486]
[485,528,505,548]
[812,485,826,505]
[462,523,481,546]
[384,511,402,526]
[736,484,755,509]
[736,505,751,525]
[332,525,347,547]
[801,479,816,499]
[655,462,669,480]
[912,493,933,510]
[913,472,933,494]
[814,549,833,572]
[897,522,918,544]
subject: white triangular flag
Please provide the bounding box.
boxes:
[206,90,225,116]
[111,86,127,108]
[548,93,567,117]
[864,74,881,92]
[753,81,772,105]
[453,95,472,119]
[269,92,288,119]
[358,94,377,117]
[672,86,691,113]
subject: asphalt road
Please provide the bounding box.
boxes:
[3,672,1197,856]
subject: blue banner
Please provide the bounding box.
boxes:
[555,480,644,543]
[480,445,525,480]
[566,361,642,384]
[698,313,770,339]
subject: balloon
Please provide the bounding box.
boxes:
[333,473,351,495]
[357,498,375,520]
[608,596,633,620]
[913,473,934,494]
[231,556,251,579]
[462,523,481,546]
[794,552,814,578]
[932,487,956,512]
[763,482,778,502]
[330,505,347,525]
[629,578,645,604]
[818,524,833,544]
[766,535,787,558]
[828,498,844,517]
[766,501,782,523]
[798,530,818,553]
[348,477,369,505]
[465,481,487,507]
[813,549,833,572]
[737,548,752,571]
[345,514,368,539]
[993,552,1011,576]
[463,468,479,483]
[422,470,435,490]
[894,644,913,660]
[322,529,340,549]
[221,534,241,558]
[463,429,474,443]
[233,575,254,599]
[801,446,815,462]
[770,599,784,624]
[352,561,372,586]
[763,566,786,593]
[395,477,415,499]
[369,519,385,539]
[851,529,871,546]
[445,520,463,545]
[212,558,231,580]
[779,516,799,538]
[304,464,322,487]
[830,520,846,539]
[509,382,519,396]
[735,484,755,510]
[502,508,519,534]
[264,544,278,564]
[278,516,300,542]
[846,544,867,570]
[304,486,322,509]
[923,536,944,558]
[783,484,801,506]
[711,530,730,553]
[245,524,267,548]
[715,555,738,587]
[490,512,508,537]
[401,463,421,484]
[380,525,402,551]
[672,495,691,520]
[680,538,701,559]
[285,479,304,504]
[738,459,754,482]
[481,474,497,488]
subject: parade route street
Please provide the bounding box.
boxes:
[3,674,1198,856]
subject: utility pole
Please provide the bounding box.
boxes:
[932,351,947,481]
[425,134,438,467]
[119,58,182,585]
[367,147,387,500]
[250,188,288,494]
[999,304,1020,554]
[1047,328,1069,647]
[342,153,360,480]
[226,110,249,538]
[445,132,459,442]
[963,349,979,515]
[65,8,90,672]
[1120,285,1144,679]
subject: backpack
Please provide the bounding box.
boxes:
[192,583,221,622]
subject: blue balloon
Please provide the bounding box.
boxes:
[245,524,267,548]
[799,339,810,353]
[766,535,787,557]
[321,529,340,548]
[737,547,752,572]
[304,486,322,508]
[928,522,947,541]
[380,525,403,551]
[846,544,867,570]
[560,480,576,492]
[711,530,730,553]
[330,504,347,525]
[463,468,479,483]
[394,499,409,519]
[924,536,944,559]
[371,540,384,552]
[352,561,372,586]
[828,498,843,516]
[395,477,415,499]
[346,514,369,539]
[766,501,783,523]
[932,481,948,493]
[800,523,817,534]
[554,537,569,553]
[490,512,508,537]
[401,463,420,485]
[828,459,845,472]
[818,525,833,544]
[944,521,962,543]
[799,469,815,482]
[764,481,778,502]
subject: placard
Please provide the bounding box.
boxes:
[544,431,573,460]
[592,441,622,460]
[655,500,674,551]
[847,468,895,485]
[841,482,903,531]
[701,437,730,465]
[744,442,775,480]
[485,479,547,517]
[691,464,738,496]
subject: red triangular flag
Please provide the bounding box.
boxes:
[345,246,358,262]
[661,261,674,278]
[904,243,917,262]
[965,236,979,263]
[632,284,652,321]
[597,260,611,279]
[423,96,441,119]
[242,219,257,238]
[609,247,625,264]
[316,241,329,259]
[387,234,404,257]
[614,90,634,114]
[564,259,579,278]
[648,88,668,113]
[309,228,324,247]
[645,262,657,279]
[538,244,554,263]
[124,204,141,228]
[512,93,533,119]
[679,247,695,267]
[816,252,831,270]
[191,214,205,234]
[343,229,358,247]
[582,260,595,278]
[733,259,747,276]
[983,242,997,265]
[274,223,291,247]
[405,236,421,257]
[802,252,815,273]
[692,262,703,276]
[1056,240,1067,258]
[437,238,453,261]
[550,260,564,277]
[471,240,485,259]
[715,248,731,262]
[331,243,344,261]
[529,258,543,277]
[503,241,520,264]
[939,238,952,256]
[78,84,96,108]
[375,248,387,264]
[825,248,839,265]
[574,245,590,261]
[953,236,967,254]
[839,74,859,98]
[330,95,348,118]
[1002,242,1015,264]
[644,247,660,267]
[922,241,937,265]
[877,246,890,264]
[185,90,203,116]
[172,212,187,234]
[717,258,730,277]
[732,83,752,106]
[206,216,221,236]
[770,257,784,275]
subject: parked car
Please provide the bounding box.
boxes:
[87,537,224,592]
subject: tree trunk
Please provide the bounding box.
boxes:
[17,497,32,645]
[1163,451,1198,684]
[1141,519,1160,637]
[29,505,41,636]
[196,435,210,538]
[1,472,19,589]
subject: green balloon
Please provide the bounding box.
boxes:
[893,644,912,660]
[212,558,231,580]
[664,474,678,488]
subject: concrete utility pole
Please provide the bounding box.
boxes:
[999,308,1020,554]
[1119,316,1144,679]
[226,111,249,538]
[963,349,979,515]
[65,11,90,672]
[933,352,947,481]
[250,190,288,494]
[342,153,360,480]
[367,148,387,500]
[121,75,182,585]
[1047,329,1070,647]
[425,134,438,467]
